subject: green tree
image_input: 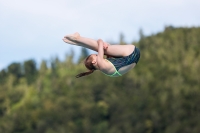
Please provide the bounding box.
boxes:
[39,60,47,74]
[7,62,22,78]
[23,59,37,84]
[0,69,7,84]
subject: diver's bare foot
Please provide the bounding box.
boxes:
[64,32,80,41]
[62,37,80,46]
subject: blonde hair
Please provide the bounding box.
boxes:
[76,55,96,78]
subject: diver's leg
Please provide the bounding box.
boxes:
[63,33,135,57]
[105,44,135,57]
[63,32,99,51]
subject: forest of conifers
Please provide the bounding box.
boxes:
[0,26,199,133]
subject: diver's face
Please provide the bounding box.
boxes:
[91,54,97,62]
[91,54,97,64]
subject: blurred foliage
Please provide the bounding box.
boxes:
[0,27,200,133]
[78,48,90,63]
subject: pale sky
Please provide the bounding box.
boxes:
[0,0,199,70]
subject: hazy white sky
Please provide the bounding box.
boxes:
[0,0,199,70]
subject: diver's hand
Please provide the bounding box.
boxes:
[103,42,110,50]
[97,39,109,50]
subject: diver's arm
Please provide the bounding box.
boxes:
[97,39,106,69]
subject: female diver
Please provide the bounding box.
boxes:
[62,32,140,78]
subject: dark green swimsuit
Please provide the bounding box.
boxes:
[103,47,140,77]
